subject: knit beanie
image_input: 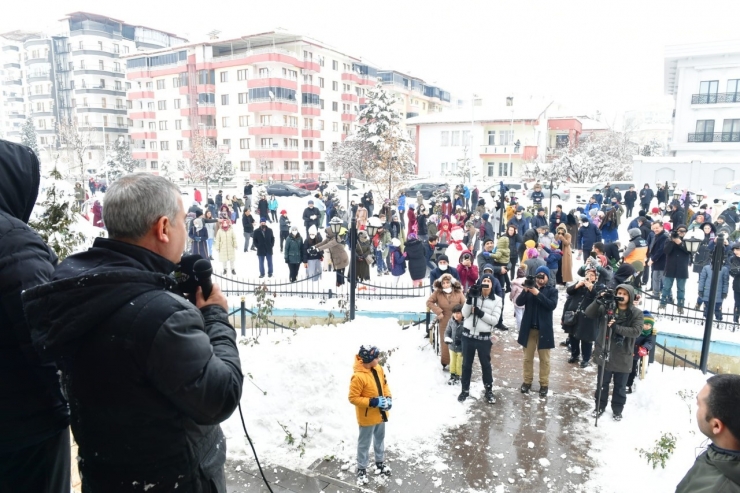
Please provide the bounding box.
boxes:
[535,266,550,277]
[526,248,539,259]
[643,311,655,328]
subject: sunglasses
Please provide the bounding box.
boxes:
[535,274,547,279]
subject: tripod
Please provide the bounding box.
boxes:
[594,303,615,427]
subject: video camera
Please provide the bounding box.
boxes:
[523,275,536,288]
[468,284,481,297]
[671,230,680,239]
[596,287,626,346]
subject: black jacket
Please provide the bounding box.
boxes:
[565,283,599,342]
[302,206,320,229]
[242,213,255,233]
[253,225,275,256]
[624,190,637,206]
[257,198,269,219]
[0,140,69,454]
[648,230,669,270]
[664,237,691,279]
[639,188,654,205]
[404,238,426,280]
[22,238,243,492]
[670,208,686,228]
[516,284,559,350]
[302,234,324,263]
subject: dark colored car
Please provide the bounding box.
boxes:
[296,178,320,190]
[266,183,311,197]
[402,182,448,199]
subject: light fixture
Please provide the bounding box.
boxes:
[696,190,706,203]
[683,230,703,254]
[329,216,342,236]
[673,191,681,200]
[366,217,382,237]
[672,180,678,189]
[509,189,517,198]
[489,189,496,200]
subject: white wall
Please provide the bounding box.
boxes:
[416,122,483,177]
[632,157,738,198]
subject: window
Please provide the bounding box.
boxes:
[285,138,299,148]
[219,71,228,83]
[175,120,182,130]
[101,98,107,109]
[319,120,325,130]
[499,130,513,145]
[127,100,133,109]
[304,118,313,129]
[304,74,313,84]
[237,69,248,81]
[123,46,129,54]
[240,138,250,149]
[283,161,299,171]
[260,115,272,126]
[125,82,131,90]
[343,83,350,92]
[319,77,324,88]
[117,117,124,127]
[238,92,248,104]
[342,103,350,112]
[450,131,460,146]
[176,140,183,150]
[304,161,314,171]
[318,141,324,151]
[282,68,297,80]
[157,79,165,89]
[102,116,108,127]
[221,94,229,105]
[332,81,339,91]
[487,162,495,177]
[722,119,740,141]
[115,80,122,90]
[695,120,715,142]
[239,115,249,127]
[555,134,569,148]
[284,116,298,127]
[498,162,510,177]
[318,161,325,171]
[487,130,495,145]
[174,99,181,109]
[78,41,84,49]
[699,80,719,104]
[320,99,325,110]
[149,141,157,150]
[222,117,229,128]
[146,81,153,89]
[159,121,168,130]
[79,59,85,69]
[160,141,169,150]
[99,79,105,88]
[332,102,338,112]
[332,60,338,70]
[151,161,158,170]
[172,77,180,88]
[158,100,167,110]
[149,122,156,130]
[99,60,104,70]
[462,130,470,146]
[333,122,339,132]
[441,131,449,146]
[304,140,313,149]
[727,80,740,102]
[148,102,155,110]
[222,139,231,147]
[240,160,251,172]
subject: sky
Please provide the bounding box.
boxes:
[3,0,739,119]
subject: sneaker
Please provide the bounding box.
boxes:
[579,360,590,368]
[454,375,461,385]
[357,468,369,485]
[613,413,623,421]
[560,340,569,347]
[259,275,264,279]
[268,274,273,278]
[374,462,391,476]
[457,390,469,402]
[626,385,633,394]
[448,375,457,386]
[591,408,605,418]
[539,386,549,398]
[520,383,531,394]
[658,304,666,311]
[567,356,579,364]
[677,307,684,315]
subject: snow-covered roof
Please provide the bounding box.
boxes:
[578,117,610,131]
[406,106,544,125]
[664,39,740,96]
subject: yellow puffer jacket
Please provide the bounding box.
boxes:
[348,356,392,426]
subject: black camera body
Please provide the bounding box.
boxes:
[523,275,536,288]
[671,230,680,239]
[468,285,481,297]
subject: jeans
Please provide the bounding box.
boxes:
[270,210,278,222]
[651,269,665,295]
[570,336,593,362]
[642,264,650,285]
[703,301,724,321]
[207,238,214,256]
[0,428,71,493]
[522,329,551,386]
[626,205,634,217]
[288,263,300,282]
[595,368,629,414]
[243,232,252,252]
[258,255,273,276]
[357,423,385,470]
[460,336,493,390]
[375,250,386,273]
[660,276,686,306]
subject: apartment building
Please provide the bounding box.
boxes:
[122,30,452,181]
[0,11,185,173]
[0,34,30,141]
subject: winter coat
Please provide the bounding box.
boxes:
[676,444,740,493]
[456,254,479,292]
[427,275,466,365]
[670,208,686,229]
[257,198,269,218]
[506,232,523,265]
[92,200,103,227]
[624,190,637,206]
[242,213,255,233]
[21,238,242,491]
[355,240,372,280]
[404,238,426,280]
[462,288,503,336]
[215,193,223,208]
[639,188,654,206]
[0,140,69,454]
[429,265,460,291]
[302,206,320,229]
[253,225,275,256]
[648,230,669,270]
[189,221,209,258]
[438,219,451,244]
[355,206,368,228]
[397,194,406,212]
[215,226,237,262]
[522,257,547,277]
[664,238,691,279]
[417,213,429,236]
[584,284,643,373]
[541,246,563,271]
[279,215,291,232]
[302,234,324,263]
[623,230,648,264]
[577,222,602,251]
[699,264,730,301]
[479,220,494,243]
[530,214,548,229]
[444,317,465,353]
[633,331,656,362]
[268,198,278,212]
[348,356,392,427]
[388,245,407,276]
[555,231,573,282]
[408,208,417,234]
[565,283,599,342]
[549,211,564,233]
[313,229,349,270]
[507,216,529,236]
[284,234,303,264]
[75,185,86,202]
[491,237,510,265]
[516,284,559,349]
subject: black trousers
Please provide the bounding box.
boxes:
[461,336,493,391]
[570,337,593,362]
[288,263,300,281]
[627,359,641,387]
[280,230,288,251]
[0,428,71,493]
[595,367,629,414]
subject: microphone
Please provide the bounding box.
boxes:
[193,258,213,300]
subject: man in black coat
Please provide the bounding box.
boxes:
[659,224,690,312]
[253,216,275,278]
[624,186,637,217]
[647,221,669,294]
[516,266,559,397]
[302,200,320,238]
[216,189,223,208]
[0,140,70,492]
[639,184,654,212]
[22,173,243,492]
[669,201,685,230]
[243,180,254,209]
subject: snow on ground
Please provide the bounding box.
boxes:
[222,317,472,470]
[653,317,740,345]
[584,367,710,493]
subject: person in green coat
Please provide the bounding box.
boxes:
[284,226,303,283]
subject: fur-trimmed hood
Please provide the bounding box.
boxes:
[433,273,462,292]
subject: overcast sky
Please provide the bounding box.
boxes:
[4,0,739,118]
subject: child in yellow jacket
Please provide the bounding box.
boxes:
[348,345,392,485]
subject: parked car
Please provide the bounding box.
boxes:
[334,182,362,204]
[266,183,311,197]
[401,182,448,199]
[525,183,571,201]
[295,178,320,190]
[481,182,527,197]
[576,181,635,204]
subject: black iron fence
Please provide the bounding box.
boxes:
[691,92,740,104]
[687,131,740,143]
[639,290,738,332]
[654,338,716,375]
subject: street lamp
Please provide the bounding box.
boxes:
[684,230,703,254]
[329,216,343,237]
[367,217,381,238]
[696,190,706,204]
[673,191,681,201]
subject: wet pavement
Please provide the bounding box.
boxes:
[227,288,603,492]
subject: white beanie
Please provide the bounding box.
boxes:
[391,238,401,247]
[308,225,318,235]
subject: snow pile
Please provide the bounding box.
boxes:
[585,367,710,492]
[223,317,471,469]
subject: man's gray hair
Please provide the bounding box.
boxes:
[103,174,181,240]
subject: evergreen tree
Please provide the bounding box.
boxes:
[107,136,136,182]
[20,117,39,157]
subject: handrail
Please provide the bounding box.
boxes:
[654,339,716,374]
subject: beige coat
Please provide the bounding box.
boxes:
[313,228,350,270]
[355,206,368,229]
[426,274,466,367]
[215,227,237,262]
[555,229,573,283]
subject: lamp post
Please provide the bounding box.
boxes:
[696,190,706,205]
[700,232,726,374]
[548,179,554,215]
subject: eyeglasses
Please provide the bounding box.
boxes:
[678,230,687,233]
[535,274,547,279]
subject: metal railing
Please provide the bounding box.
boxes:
[655,339,716,374]
[691,93,740,104]
[639,290,737,332]
[687,132,740,143]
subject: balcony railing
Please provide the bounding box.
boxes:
[688,132,740,143]
[691,93,740,104]
[249,97,297,104]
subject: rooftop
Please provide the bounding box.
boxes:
[0,30,45,42]
[664,38,740,96]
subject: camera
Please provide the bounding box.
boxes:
[524,275,536,288]
[468,285,481,297]
[671,231,680,239]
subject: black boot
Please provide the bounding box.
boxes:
[520,382,531,394]
[484,385,496,404]
[734,307,739,324]
[458,389,469,402]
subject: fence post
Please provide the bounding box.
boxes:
[700,233,725,374]
[240,297,246,337]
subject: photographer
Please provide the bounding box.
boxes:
[647,221,669,294]
[565,267,600,367]
[516,266,559,397]
[729,243,740,324]
[585,284,643,421]
[22,174,243,491]
[458,275,502,404]
[659,224,690,313]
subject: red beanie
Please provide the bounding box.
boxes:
[280,210,287,215]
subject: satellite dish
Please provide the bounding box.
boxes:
[268,90,275,101]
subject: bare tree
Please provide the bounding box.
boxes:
[188,134,229,200]
[449,145,480,183]
[58,120,94,180]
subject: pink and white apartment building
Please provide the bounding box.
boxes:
[123,31,452,181]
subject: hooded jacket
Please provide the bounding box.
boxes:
[0,140,69,454]
[456,249,479,291]
[461,283,502,336]
[577,221,603,251]
[491,236,510,265]
[21,238,243,491]
[313,228,349,270]
[348,356,392,427]
[623,228,648,264]
[515,282,559,349]
[404,237,426,280]
[584,284,643,373]
[676,444,740,493]
[284,232,304,264]
[664,234,692,279]
[429,262,460,290]
[648,229,670,270]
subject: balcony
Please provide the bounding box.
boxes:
[130,131,157,140]
[687,132,740,143]
[248,146,300,160]
[27,71,51,82]
[691,93,740,104]
[129,111,156,120]
[301,84,320,94]
[301,104,320,116]
[132,151,158,160]
[28,93,53,100]
[128,90,155,99]
[247,77,298,90]
[3,62,21,69]
[248,99,298,113]
[301,151,321,160]
[9,113,26,119]
[302,129,320,138]
[25,55,50,65]
[341,112,356,122]
[479,144,523,156]
[341,93,358,103]
[2,78,22,86]
[248,125,299,136]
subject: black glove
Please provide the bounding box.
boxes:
[474,307,485,318]
[465,295,473,305]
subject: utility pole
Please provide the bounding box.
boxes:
[700,233,726,373]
